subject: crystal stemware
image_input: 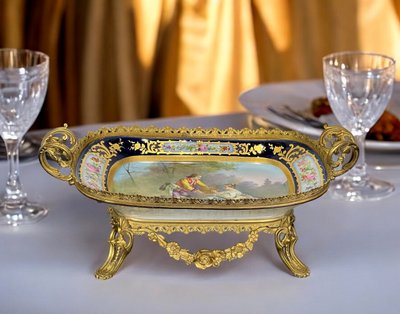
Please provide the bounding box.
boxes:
[0,48,49,225]
[323,51,395,201]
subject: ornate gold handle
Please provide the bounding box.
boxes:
[319,125,359,179]
[39,124,77,184]
[147,230,260,270]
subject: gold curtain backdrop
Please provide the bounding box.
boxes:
[1,0,400,128]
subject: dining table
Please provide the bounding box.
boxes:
[1,108,400,313]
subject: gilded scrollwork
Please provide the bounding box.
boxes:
[128,139,160,154]
[128,139,265,156]
[39,124,77,184]
[78,139,125,190]
[268,143,307,163]
[319,125,359,179]
[144,227,261,270]
[39,124,359,209]
[268,142,324,193]
[95,208,310,278]
[38,124,358,280]
[95,211,134,280]
[90,139,124,160]
[274,215,310,278]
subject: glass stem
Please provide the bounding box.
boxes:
[348,132,368,185]
[3,138,27,206]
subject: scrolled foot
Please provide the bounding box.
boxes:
[95,268,115,280]
[275,215,310,278]
[95,221,134,280]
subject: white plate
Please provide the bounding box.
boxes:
[239,79,400,151]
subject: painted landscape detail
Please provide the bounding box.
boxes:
[108,160,289,200]
[78,137,324,196]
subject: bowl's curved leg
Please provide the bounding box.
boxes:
[95,213,134,280]
[274,214,310,278]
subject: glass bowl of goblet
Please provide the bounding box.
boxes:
[0,48,49,225]
[323,51,395,201]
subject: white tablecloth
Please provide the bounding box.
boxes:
[1,113,400,314]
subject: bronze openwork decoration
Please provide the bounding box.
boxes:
[39,124,358,279]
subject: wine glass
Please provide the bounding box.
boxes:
[0,49,49,225]
[323,51,395,201]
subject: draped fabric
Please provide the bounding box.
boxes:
[1,0,400,128]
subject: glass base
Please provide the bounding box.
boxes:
[330,176,395,201]
[0,202,48,226]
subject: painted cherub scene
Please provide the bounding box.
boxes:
[108,160,289,200]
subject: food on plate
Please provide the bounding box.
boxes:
[311,97,400,141]
[368,110,400,141]
[311,97,333,117]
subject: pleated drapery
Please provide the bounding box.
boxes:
[1,0,400,128]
